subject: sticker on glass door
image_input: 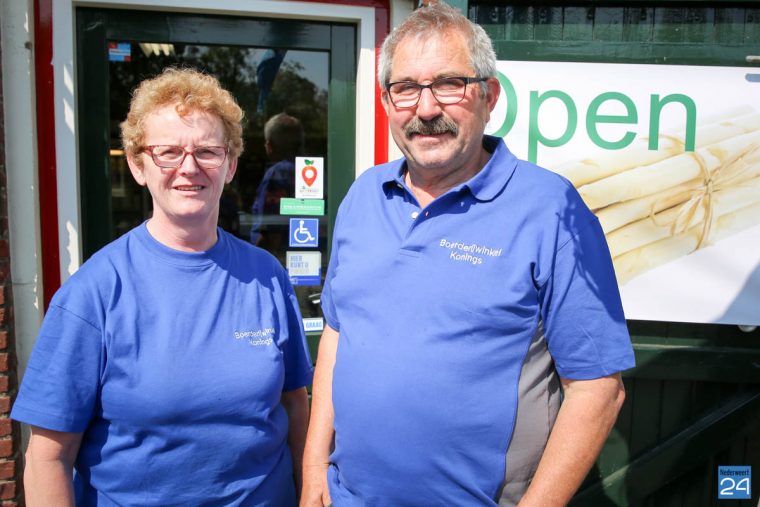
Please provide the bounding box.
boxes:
[289,218,319,247]
[287,251,322,286]
[295,157,323,199]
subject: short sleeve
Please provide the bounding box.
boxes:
[539,216,635,380]
[279,272,314,391]
[11,304,104,432]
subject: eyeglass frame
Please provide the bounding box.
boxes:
[385,76,490,109]
[142,145,229,169]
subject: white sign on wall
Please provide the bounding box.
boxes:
[487,61,760,326]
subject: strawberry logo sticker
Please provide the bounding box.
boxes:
[302,160,318,187]
[295,156,324,199]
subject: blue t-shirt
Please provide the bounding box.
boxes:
[12,224,313,506]
[321,136,635,505]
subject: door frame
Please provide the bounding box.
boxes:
[51,0,377,283]
[76,8,358,260]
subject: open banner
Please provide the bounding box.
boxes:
[487,61,760,325]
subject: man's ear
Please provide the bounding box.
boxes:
[485,77,501,113]
[225,158,238,184]
[381,88,391,116]
[126,153,147,186]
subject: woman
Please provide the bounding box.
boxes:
[12,68,312,506]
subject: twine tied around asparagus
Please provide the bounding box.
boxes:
[650,140,760,250]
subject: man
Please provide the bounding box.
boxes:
[302,3,635,506]
[250,112,304,253]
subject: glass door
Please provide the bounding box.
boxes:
[76,7,356,340]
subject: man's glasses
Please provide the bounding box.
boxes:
[143,145,228,169]
[386,76,489,109]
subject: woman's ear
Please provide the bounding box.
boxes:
[126,152,147,186]
[225,158,238,184]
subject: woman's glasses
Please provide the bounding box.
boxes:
[142,145,228,169]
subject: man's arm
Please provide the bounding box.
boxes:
[518,373,625,507]
[282,387,310,498]
[300,324,339,507]
[24,426,83,506]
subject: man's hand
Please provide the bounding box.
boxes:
[301,462,332,506]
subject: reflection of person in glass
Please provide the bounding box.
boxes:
[250,113,304,256]
[12,68,312,506]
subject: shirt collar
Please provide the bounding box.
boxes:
[380,158,409,195]
[460,136,517,201]
[381,135,518,202]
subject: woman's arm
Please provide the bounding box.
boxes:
[282,387,310,497]
[24,426,83,507]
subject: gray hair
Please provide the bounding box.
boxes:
[377,2,496,94]
[264,112,304,156]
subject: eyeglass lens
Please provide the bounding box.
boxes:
[389,77,469,108]
[148,146,227,169]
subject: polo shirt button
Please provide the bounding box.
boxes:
[425,211,429,217]
[411,211,419,219]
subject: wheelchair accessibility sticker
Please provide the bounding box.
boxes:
[289,218,319,247]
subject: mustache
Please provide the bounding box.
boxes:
[404,116,459,139]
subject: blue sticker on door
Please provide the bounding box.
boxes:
[289,218,319,247]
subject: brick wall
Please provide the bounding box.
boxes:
[0,26,24,506]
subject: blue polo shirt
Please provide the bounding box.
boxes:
[321,136,634,505]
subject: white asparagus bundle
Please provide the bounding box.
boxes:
[607,176,760,258]
[698,105,760,126]
[597,149,760,233]
[597,183,694,234]
[553,108,760,187]
[578,130,760,210]
[613,200,760,285]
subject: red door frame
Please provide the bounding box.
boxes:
[34,0,61,309]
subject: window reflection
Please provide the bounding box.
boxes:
[108,42,329,320]
[250,113,302,256]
